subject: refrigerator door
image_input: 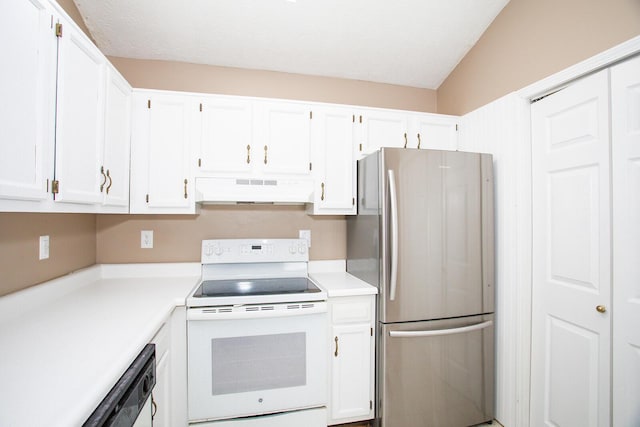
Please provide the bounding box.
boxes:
[379,148,494,323]
[378,314,494,427]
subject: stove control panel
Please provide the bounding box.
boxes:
[201,238,308,264]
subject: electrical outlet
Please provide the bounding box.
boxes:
[39,235,49,260]
[141,230,153,249]
[299,229,311,248]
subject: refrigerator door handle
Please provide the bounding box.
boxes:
[388,320,493,338]
[387,169,399,301]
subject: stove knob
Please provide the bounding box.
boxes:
[289,245,297,254]
[298,245,307,254]
[214,245,224,256]
[204,245,213,257]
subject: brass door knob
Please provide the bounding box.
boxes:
[596,305,607,313]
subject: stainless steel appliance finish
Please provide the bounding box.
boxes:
[347,148,494,427]
[186,239,328,425]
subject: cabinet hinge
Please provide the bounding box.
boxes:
[309,111,313,120]
[147,99,151,109]
[198,158,202,167]
[199,103,203,112]
[145,194,149,203]
[51,180,59,194]
[55,23,63,38]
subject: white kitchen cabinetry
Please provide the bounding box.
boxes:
[196,96,253,176]
[130,90,196,214]
[0,0,56,205]
[328,295,375,425]
[407,112,458,151]
[355,108,459,158]
[151,307,188,427]
[100,66,132,211]
[52,12,106,205]
[308,106,356,215]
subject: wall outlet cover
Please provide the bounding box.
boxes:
[141,230,153,249]
[299,229,311,247]
[39,235,49,260]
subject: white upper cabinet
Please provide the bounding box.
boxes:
[0,0,56,205]
[196,96,253,176]
[407,112,458,151]
[130,91,196,214]
[53,13,106,205]
[256,100,313,176]
[308,106,356,215]
[101,66,132,211]
[356,108,409,156]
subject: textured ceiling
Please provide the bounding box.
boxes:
[73,0,509,89]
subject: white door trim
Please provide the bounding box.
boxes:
[511,35,640,427]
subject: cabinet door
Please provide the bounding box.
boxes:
[153,350,172,427]
[130,92,195,213]
[408,113,458,150]
[310,107,356,214]
[0,0,55,202]
[197,97,253,176]
[53,16,106,204]
[101,66,131,210]
[258,101,312,176]
[357,109,408,156]
[331,323,373,422]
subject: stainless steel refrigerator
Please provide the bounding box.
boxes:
[347,148,494,427]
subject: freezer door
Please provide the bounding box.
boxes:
[379,148,494,323]
[378,314,494,427]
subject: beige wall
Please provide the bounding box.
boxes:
[0,214,96,296]
[109,57,437,113]
[438,0,640,115]
[97,205,345,263]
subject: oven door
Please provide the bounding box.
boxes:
[187,302,328,423]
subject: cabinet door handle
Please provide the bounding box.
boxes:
[246,144,251,164]
[417,133,421,149]
[264,145,268,164]
[105,170,112,194]
[403,132,408,148]
[100,166,107,192]
[184,179,188,199]
[321,182,325,201]
[334,336,339,357]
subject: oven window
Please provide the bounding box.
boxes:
[211,332,307,395]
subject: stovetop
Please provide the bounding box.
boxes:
[187,238,327,308]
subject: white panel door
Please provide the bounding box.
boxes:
[531,70,611,427]
[197,97,253,176]
[310,106,355,214]
[0,0,55,201]
[358,109,408,155]
[101,66,131,209]
[611,55,640,427]
[408,113,458,151]
[258,101,311,176]
[54,16,106,204]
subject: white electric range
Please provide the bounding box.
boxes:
[186,239,327,427]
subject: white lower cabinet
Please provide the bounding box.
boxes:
[151,306,188,427]
[328,295,375,425]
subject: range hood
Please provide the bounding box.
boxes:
[195,177,314,204]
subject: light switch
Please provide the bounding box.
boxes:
[39,235,49,260]
[141,230,153,249]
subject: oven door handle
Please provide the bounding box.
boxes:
[187,303,327,321]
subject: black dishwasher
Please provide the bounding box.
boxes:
[83,344,156,427]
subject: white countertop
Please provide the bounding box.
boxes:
[308,261,378,297]
[0,260,375,426]
[0,263,200,427]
